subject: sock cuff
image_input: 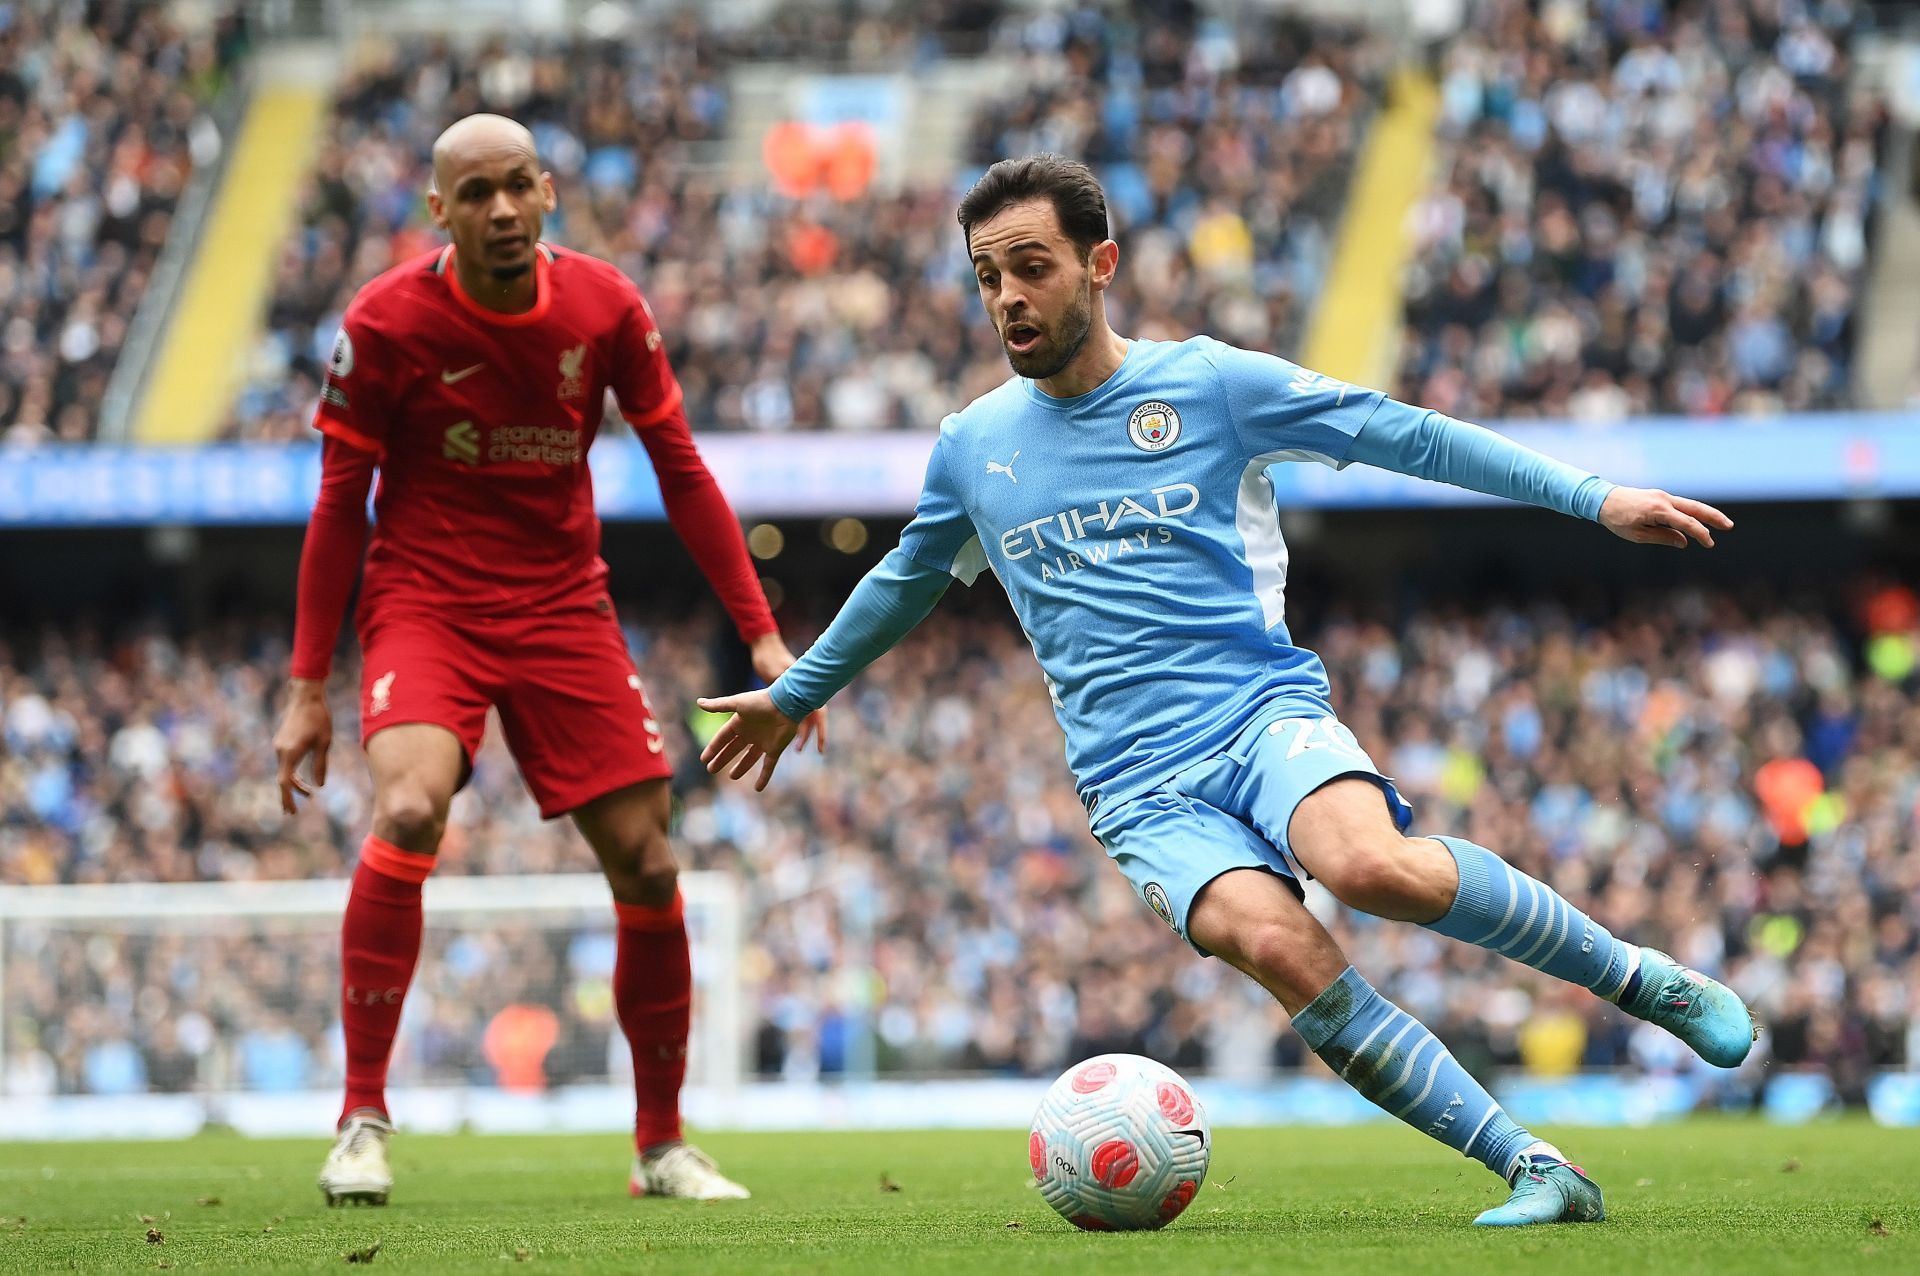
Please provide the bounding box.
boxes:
[1426,835,1498,940]
[1290,966,1375,1052]
[615,892,685,931]
[359,835,437,886]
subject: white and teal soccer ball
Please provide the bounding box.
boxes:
[1028,1053,1211,1231]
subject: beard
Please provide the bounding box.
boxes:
[1004,286,1093,380]
[488,260,532,281]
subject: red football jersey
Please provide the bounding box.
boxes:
[313,243,682,616]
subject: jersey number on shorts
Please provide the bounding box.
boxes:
[1273,716,1367,762]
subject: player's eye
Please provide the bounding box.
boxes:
[977,272,998,288]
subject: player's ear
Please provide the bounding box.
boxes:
[426,187,448,231]
[1088,239,1119,291]
[540,172,557,213]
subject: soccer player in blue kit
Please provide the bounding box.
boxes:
[698,155,1758,1227]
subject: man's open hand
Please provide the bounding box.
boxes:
[273,678,332,815]
[697,688,804,792]
[1598,487,1732,549]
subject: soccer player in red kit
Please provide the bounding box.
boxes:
[272,114,820,1205]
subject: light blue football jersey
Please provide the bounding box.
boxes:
[895,335,1383,814]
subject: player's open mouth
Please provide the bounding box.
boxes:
[1005,323,1042,354]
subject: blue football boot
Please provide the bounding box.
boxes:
[1617,948,1759,1068]
[1473,1153,1605,1227]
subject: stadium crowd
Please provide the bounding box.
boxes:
[1398,0,1885,421]
[223,6,1386,440]
[0,0,245,446]
[2,0,1889,442]
[4,575,1917,1102]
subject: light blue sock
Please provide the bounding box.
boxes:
[1425,835,1637,999]
[1293,966,1535,1180]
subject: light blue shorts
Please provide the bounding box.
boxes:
[1091,707,1413,955]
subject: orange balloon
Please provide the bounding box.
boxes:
[823,123,877,201]
[763,121,821,199]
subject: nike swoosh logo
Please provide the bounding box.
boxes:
[441,364,484,384]
[1171,1129,1206,1144]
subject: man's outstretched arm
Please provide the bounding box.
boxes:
[1346,400,1732,548]
[698,548,952,790]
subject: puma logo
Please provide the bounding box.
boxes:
[986,451,1019,483]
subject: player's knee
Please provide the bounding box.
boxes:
[628,863,679,909]
[1234,918,1310,988]
[605,827,676,907]
[373,783,450,852]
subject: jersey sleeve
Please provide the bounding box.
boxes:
[1345,398,1614,521]
[611,281,685,429]
[312,301,398,456]
[1206,338,1384,467]
[896,424,987,585]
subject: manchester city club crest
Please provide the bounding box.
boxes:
[1127,400,1181,452]
[1143,882,1177,931]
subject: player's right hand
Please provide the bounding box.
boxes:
[696,689,801,792]
[273,678,334,814]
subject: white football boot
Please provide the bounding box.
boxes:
[319,1110,394,1206]
[629,1142,751,1200]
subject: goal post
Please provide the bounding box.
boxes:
[0,871,745,1125]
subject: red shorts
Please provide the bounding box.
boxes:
[356,595,671,818]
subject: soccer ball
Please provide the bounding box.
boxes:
[1028,1053,1210,1231]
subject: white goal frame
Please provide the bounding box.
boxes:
[0,870,744,1098]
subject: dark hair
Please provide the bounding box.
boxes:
[956,153,1109,256]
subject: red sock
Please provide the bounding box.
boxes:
[614,893,690,1152]
[339,836,433,1125]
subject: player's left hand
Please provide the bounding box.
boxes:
[1598,487,1733,549]
[748,632,827,754]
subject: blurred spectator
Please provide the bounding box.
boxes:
[1399,0,1884,420]
[223,9,1384,438]
[483,1004,560,1092]
[3,573,1917,1095]
[0,1,245,445]
[238,1011,313,1092]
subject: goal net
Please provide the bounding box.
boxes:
[0,872,743,1137]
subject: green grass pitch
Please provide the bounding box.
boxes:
[1,1119,1913,1274]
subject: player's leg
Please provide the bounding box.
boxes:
[323,614,492,1207]
[569,780,746,1201]
[322,722,467,1206]
[500,598,745,1200]
[1187,868,1599,1225]
[1099,784,1597,1224]
[1288,775,1757,1068]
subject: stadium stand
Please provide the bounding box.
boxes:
[1396,0,1887,421]
[6,577,1916,1098]
[221,6,1386,438]
[8,2,1899,441]
[0,1,245,447]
